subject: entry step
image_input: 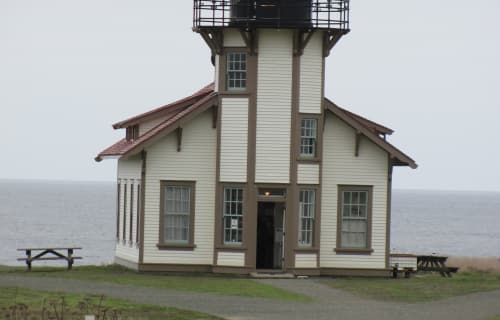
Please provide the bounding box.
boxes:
[250,272,295,279]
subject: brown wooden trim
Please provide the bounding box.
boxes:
[244,48,258,269]
[216,183,247,252]
[296,185,320,251]
[158,180,196,248]
[297,113,323,162]
[123,182,127,243]
[138,263,212,273]
[139,151,147,263]
[176,127,183,152]
[116,182,120,240]
[212,266,252,274]
[386,157,393,267]
[336,185,374,253]
[129,180,134,244]
[156,244,196,251]
[136,183,141,244]
[320,267,391,277]
[334,248,374,255]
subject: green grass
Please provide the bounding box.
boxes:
[0,286,222,320]
[321,272,500,302]
[0,264,310,302]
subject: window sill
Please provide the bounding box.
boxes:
[297,157,321,164]
[334,248,373,255]
[156,243,196,251]
[220,91,250,96]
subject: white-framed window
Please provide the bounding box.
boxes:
[300,118,317,157]
[163,184,192,243]
[223,187,243,244]
[227,52,247,90]
[298,189,315,247]
[340,189,369,248]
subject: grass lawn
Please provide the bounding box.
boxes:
[321,272,500,302]
[0,264,310,302]
[0,286,222,320]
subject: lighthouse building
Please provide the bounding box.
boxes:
[96,0,417,275]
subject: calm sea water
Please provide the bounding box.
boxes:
[0,180,498,266]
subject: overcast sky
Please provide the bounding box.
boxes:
[1,1,499,192]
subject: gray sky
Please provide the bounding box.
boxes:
[1,1,499,192]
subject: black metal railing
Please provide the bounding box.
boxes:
[193,0,349,30]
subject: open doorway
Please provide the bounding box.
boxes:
[256,202,285,270]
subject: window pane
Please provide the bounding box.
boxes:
[163,185,191,243]
[223,187,244,244]
[227,53,247,90]
[340,189,369,248]
[300,119,317,157]
[299,190,315,247]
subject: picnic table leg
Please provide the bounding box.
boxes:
[26,250,32,271]
[67,249,73,270]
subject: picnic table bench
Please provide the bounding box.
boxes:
[17,247,82,271]
[417,255,459,277]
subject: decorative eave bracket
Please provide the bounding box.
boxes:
[239,29,258,55]
[323,29,349,57]
[197,29,224,56]
[294,30,315,56]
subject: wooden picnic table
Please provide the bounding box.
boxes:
[17,247,82,271]
[417,255,459,277]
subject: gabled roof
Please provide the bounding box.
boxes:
[95,90,217,162]
[325,99,417,169]
[112,83,215,129]
[96,84,416,169]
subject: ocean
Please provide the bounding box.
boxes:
[0,180,498,266]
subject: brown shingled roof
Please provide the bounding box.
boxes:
[96,84,415,169]
[95,91,217,162]
[112,83,215,129]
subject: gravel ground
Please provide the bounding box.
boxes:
[1,275,499,320]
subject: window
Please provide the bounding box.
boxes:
[227,52,247,90]
[223,187,243,244]
[300,119,317,158]
[298,189,315,247]
[338,186,372,250]
[126,125,139,141]
[160,182,195,245]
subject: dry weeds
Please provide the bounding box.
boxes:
[447,257,500,274]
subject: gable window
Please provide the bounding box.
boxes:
[337,186,373,252]
[159,181,195,248]
[298,189,315,247]
[300,119,317,158]
[227,52,247,91]
[126,125,139,141]
[223,187,243,244]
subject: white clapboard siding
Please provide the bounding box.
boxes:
[320,113,389,269]
[297,163,320,185]
[224,29,246,47]
[115,242,139,263]
[217,252,245,267]
[390,255,417,270]
[117,156,142,255]
[139,116,169,136]
[295,253,317,268]
[255,30,292,183]
[143,110,216,265]
[220,97,249,182]
[299,32,323,114]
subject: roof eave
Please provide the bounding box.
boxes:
[325,99,417,170]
